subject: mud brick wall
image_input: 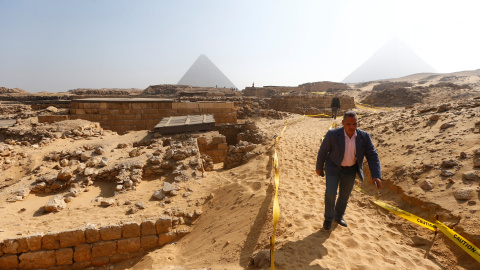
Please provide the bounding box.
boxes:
[267,95,355,114]
[65,99,236,133]
[197,135,227,163]
[0,216,188,269]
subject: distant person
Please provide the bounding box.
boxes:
[331,95,341,120]
[252,82,255,88]
[316,111,382,231]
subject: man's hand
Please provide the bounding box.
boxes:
[316,169,325,177]
[372,178,382,189]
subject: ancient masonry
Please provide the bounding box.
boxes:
[0,216,187,269]
[39,98,237,133]
[267,95,355,115]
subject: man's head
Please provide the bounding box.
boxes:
[342,111,358,136]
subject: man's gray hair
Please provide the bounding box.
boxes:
[343,111,357,119]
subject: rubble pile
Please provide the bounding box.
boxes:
[223,140,260,169]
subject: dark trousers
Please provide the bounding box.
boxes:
[324,164,357,221]
[332,107,339,120]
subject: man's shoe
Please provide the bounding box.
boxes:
[323,220,332,230]
[334,218,347,227]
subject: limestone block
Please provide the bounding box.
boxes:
[99,102,108,109]
[196,137,208,145]
[122,222,141,238]
[218,143,228,150]
[72,261,92,270]
[140,235,158,250]
[85,228,100,243]
[100,225,122,241]
[91,257,110,267]
[74,243,92,262]
[19,250,55,269]
[0,242,3,256]
[56,248,73,265]
[117,237,141,254]
[0,255,19,269]
[212,136,226,144]
[158,232,178,246]
[59,229,86,248]
[132,103,147,110]
[25,234,42,252]
[155,216,172,234]
[3,239,21,254]
[141,220,157,236]
[92,241,117,258]
[42,233,60,249]
[83,103,91,109]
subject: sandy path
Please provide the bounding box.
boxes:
[271,116,441,269]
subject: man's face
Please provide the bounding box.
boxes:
[342,116,358,134]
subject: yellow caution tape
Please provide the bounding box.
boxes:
[356,186,480,262]
[270,120,288,269]
[435,221,480,263]
[373,200,437,231]
[305,113,330,117]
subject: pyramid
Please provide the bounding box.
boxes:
[178,54,236,88]
[342,37,436,83]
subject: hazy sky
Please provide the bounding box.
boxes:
[1,0,480,92]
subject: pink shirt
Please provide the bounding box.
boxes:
[341,129,357,166]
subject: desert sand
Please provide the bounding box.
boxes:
[0,72,480,270]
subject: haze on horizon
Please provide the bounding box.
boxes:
[1,0,480,92]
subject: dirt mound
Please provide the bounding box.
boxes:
[0,87,29,94]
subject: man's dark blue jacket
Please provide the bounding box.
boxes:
[316,127,382,181]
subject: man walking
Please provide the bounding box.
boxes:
[331,95,341,120]
[316,111,382,230]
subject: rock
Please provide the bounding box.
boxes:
[429,115,441,121]
[46,106,58,113]
[94,147,105,155]
[135,201,145,209]
[437,104,450,112]
[440,170,455,177]
[173,153,186,161]
[100,198,115,206]
[83,167,96,176]
[454,188,474,200]
[115,185,123,191]
[59,159,69,167]
[463,172,478,181]
[420,180,434,190]
[45,195,66,212]
[117,143,129,149]
[57,168,73,181]
[99,157,109,167]
[474,157,480,168]
[129,149,141,157]
[153,190,166,200]
[251,250,270,268]
[80,152,91,162]
[162,182,178,194]
[460,152,467,158]
[441,159,457,168]
[189,158,199,166]
[440,122,454,130]
[86,156,102,167]
[76,163,86,173]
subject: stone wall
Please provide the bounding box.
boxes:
[0,217,188,269]
[197,136,227,163]
[42,98,237,133]
[243,86,305,97]
[299,81,350,92]
[267,95,355,115]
